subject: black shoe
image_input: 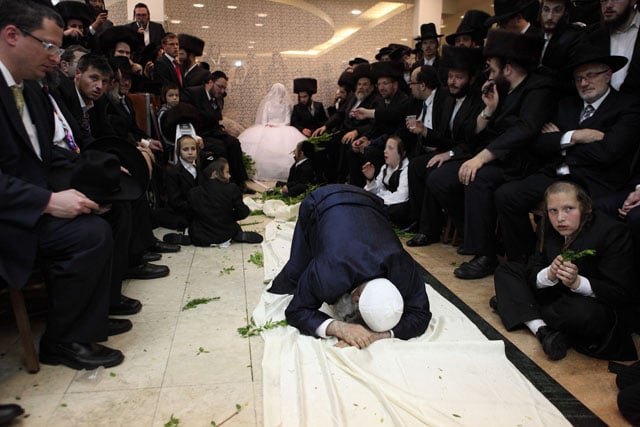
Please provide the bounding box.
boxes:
[108,318,133,336]
[234,231,263,244]
[536,326,569,361]
[400,221,418,233]
[242,186,257,194]
[142,251,162,262]
[456,246,473,255]
[163,232,191,245]
[0,404,24,424]
[39,341,124,370]
[125,263,170,280]
[489,295,498,311]
[406,233,438,247]
[109,295,142,316]
[453,255,497,280]
[150,240,180,253]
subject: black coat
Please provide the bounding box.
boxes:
[589,25,640,98]
[189,179,249,245]
[367,89,411,139]
[124,21,165,49]
[324,91,381,136]
[183,64,211,88]
[165,162,201,219]
[291,101,327,133]
[105,95,148,144]
[153,54,183,87]
[532,89,640,196]
[284,159,316,197]
[270,184,431,340]
[182,85,224,138]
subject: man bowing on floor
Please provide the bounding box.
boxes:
[269,184,431,348]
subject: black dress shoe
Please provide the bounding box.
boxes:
[39,341,124,370]
[142,251,162,262]
[406,233,438,247]
[233,231,263,244]
[453,255,497,280]
[150,240,180,253]
[489,295,498,311]
[536,326,569,361]
[242,186,257,194]
[163,232,191,245]
[108,318,133,336]
[0,404,24,424]
[109,295,142,316]
[125,263,170,280]
[456,246,473,255]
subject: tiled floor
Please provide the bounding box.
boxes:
[0,210,633,426]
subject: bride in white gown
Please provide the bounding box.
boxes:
[239,83,307,181]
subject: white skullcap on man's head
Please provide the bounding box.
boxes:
[359,278,404,332]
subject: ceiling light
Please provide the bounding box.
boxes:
[248,40,255,44]
[193,3,204,8]
[257,13,267,18]
[351,9,362,15]
[227,5,237,9]
[248,45,254,49]
[170,20,181,24]
[201,25,210,29]
[400,38,407,41]
[255,23,264,27]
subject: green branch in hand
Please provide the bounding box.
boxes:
[560,249,596,262]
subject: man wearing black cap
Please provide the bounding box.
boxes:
[496,46,640,262]
[446,10,491,48]
[406,48,484,247]
[486,0,544,40]
[429,30,556,279]
[55,1,93,48]
[124,2,165,48]
[178,33,209,87]
[291,77,327,137]
[413,23,443,69]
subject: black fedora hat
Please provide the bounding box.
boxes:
[374,46,393,61]
[483,29,544,69]
[178,33,205,57]
[98,25,142,56]
[389,45,411,61]
[486,0,537,26]
[445,10,491,45]
[414,22,444,41]
[352,63,372,83]
[565,43,627,74]
[348,57,368,67]
[109,56,134,76]
[370,60,404,81]
[55,1,93,28]
[337,71,356,92]
[439,45,484,72]
[84,136,150,193]
[293,78,317,94]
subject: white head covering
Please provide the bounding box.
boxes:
[255,83,293,125]
[358,278,404,332]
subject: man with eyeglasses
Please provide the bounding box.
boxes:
[588,0,640,97]
[0,0,125,370]
[495,45,640,263]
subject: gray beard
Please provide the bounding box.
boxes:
[331,293,363,324]
[356,90,371,101]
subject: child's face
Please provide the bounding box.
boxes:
[179,139,198,163]
[165,89,180,107]
[383,139,401,168]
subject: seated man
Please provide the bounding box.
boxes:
[269,185,431,347]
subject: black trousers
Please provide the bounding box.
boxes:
[429,161,504,256]
[101,202,132,305]
[408,153,445,238]
[594,184,640,256]
[129,194,156,267]
[37,214,112,343]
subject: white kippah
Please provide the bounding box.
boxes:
[359,278,404,332]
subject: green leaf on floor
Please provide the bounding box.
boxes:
[238,318,287,337]
[261,184,318,205]
[110,372,116,377]
[60,403,67,407]
[248,252,264,267]
[182,297,221,311]
[249,209,264,216]
[451,262,458,267]
[452,414,461,418]
[219,266,235,276]
[392,227,413,239]
[196,347,210,356]
[164,414,180,426]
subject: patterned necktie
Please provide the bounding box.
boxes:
[11,85,25,115]
[579,104,594,123]
[80,108,91,134]
[173,59,183,86]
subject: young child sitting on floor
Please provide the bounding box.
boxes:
[189,157,263,247]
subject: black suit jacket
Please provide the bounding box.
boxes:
[165,162,201,219]
[125,21,165,48]
[291,101,327,133]
[398,88,448,156]
[183,64,211,88]
[324,92,381,137]
[105,95,148,144]
[367,89,411,139]
[532,89,640,196]
[153,54,183,87]
[284,159,316,197]
[434,89,485,160]
[182,85,224,138]
[541,25,586,73]
[0,76,60,288]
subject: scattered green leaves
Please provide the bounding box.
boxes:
[261,184,317,205]
[211,403,245,426]
[219,266,235,276]
[238,318,288,337]
[450,262,458,267]
[164,414,180,427]
[196,347,210,356]
[242,152,255,176]
[306,132,337,152]
[109,372,116,378]
[60,403,67,408]
[560,248,596,262]
[452,414,461,418]
[15,396,20,400]
[182,297,220,311]
[393,227,413,239]
[248,252,264,267]
[249,210,264,216]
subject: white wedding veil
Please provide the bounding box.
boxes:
[255,83,293,125]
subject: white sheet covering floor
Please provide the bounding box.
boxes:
[253,219,571,427]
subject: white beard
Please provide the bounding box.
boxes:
[331,293,363,325]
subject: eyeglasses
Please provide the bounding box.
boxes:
[573,69,609,83]
[20,28,64,57]
[214,82,227,91]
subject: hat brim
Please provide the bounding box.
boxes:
[84,136,150,193]
[566,55,628,74]
[445,30,474,45]
[485,0,537,26]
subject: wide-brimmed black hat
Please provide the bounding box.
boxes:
[109,56,134,75]
[352,63,372,83]
[98,25,142,56]
[337,71,355,92]
[161,102,204,143]
[348,57,368,67]
[374,46,393,61]
[370,61,404,81]
[389,45,411,61]
[440,45,484,72]
[178,33,205,57]
[84,136,150,193]
[446,10,491,46]
[55,1,93,28]
[414,23,444,41]
[483,29,544,69]
[293,78,317,94]
[565,44,627,73]
[486,0,537,26]
[139,42,162,65]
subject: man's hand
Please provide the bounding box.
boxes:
[481,80,499,113]
[148,139,163,151]
[63,28,83,39]
[44,189,99,218]
[312,126,326,137]
[352,136,370,153]
[571,129,605,144]
[409,119,426,135]
[91,12,108,32]
[351,107,374,120]
[541,122,560,133]
[619,189,640,218]
[458,157,483,185]
[281,184,289,195]
[427,152,450,168]
[326,320,387,349]
[341,130,358,144]
[302,128,312,137]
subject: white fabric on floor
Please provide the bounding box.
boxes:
[253,219,571,426]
